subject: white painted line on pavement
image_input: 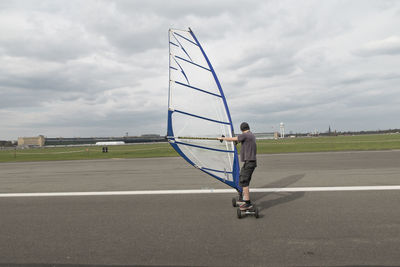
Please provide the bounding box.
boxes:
[251,185,400,192]
[1,185,400,197]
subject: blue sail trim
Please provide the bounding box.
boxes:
[174,32,198,46]
[170,66,178,71]
[173,109,230,125]
[167,110,237,189]
[189,28,242,193]
[172,33,193,62]
[167,110,196,164]
[233,153,241,191]
[174,81,221,98]
[169,41,179,47]
[201,167,233,174]
[175,141,235,153]
[175,56,211,72]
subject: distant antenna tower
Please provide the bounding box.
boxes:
[280,122,285,138]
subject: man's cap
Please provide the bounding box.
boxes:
[240,122,250,131]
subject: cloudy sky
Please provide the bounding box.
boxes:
[1,0,400,140]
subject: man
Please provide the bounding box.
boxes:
[219,122,257,210]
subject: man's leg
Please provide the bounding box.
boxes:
[242,186,250,201]
[240,186,252,210]
[239,161,256,210]
[239,162,251,203]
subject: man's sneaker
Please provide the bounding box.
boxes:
[240,202,253,211]
[236,200,245,206]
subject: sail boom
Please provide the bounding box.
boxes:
[173,136,220,141]
[174,141,235,153]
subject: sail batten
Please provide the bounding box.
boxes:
[174,32,199,46]
[201,167,233,174]
[174,81,222,98]
[173,109,229,125]
[174,56,211,72]
[167,28,241,192]
[171,33,193,62]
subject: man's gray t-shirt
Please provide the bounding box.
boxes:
[237,131,257,162]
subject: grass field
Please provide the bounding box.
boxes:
[1,134,400,163]
[257,133,400,154]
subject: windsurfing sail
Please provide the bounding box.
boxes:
[167,28,241,192]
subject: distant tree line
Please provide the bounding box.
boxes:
[336,128,400,135]
[0,140,14,147]
[293,128,400,137]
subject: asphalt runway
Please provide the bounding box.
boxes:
[1,150,400,266]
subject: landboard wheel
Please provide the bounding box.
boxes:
[232,197,237,207]
[236,208,242,219]
[255,207,259,218]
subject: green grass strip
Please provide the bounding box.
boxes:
[1,134,400,163]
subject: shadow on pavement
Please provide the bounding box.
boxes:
[252,174,306,213]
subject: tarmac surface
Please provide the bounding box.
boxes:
[1,150,400,266]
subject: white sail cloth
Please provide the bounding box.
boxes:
[168,28,240,189]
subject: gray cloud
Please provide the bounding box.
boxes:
[354,36,400,57]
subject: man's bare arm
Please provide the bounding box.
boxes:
[218,136,238,142]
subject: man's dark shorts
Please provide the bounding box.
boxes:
[239,160,257,187]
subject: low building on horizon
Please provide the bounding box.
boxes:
[46,135,164,146]
[17,135,45,147]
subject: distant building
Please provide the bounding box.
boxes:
[18,135,45,147]
[14,134,166,147]
[44,134,165,146]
